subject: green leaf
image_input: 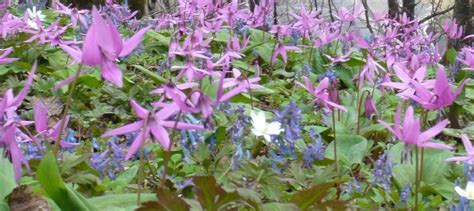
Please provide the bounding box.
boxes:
[193,176,241,210]
[146,30,170,46]
[133,65,166,84]
[0,151,16,201]
[445,48,457,64]
[109,166,139,193]
[37,151,96,211]
[388,143,454,198]
[260,203,299,211]
[289,183,333,210]
[89,193,156,211]
[325,134,369,165]
[0,202,8,211]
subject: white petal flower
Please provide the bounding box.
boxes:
[250,111,283,143]
[455,181,474,200]
[25,6,45,29]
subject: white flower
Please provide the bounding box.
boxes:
[26,6,45,29]
[455,181,474,200]
[250,111,283,143]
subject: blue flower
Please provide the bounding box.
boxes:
[302,129,326,168]
[400,184,410,203]
[90,137,126,179]
[371,153,393,192]
[274,102,302,142]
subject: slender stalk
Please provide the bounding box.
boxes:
[137,114,150,205]
[137,144,145,205]
[53,64,82,155]
[332,110,338,174]
[18,123,43,155]
[356,90,371,135]
[161,110,183,186]
[415,147,420,210]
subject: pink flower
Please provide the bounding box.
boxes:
[216,69,262,103]
[408,66,471,110]
[379,106,452,150]
[442,19,463,39]
[382,63,434,99]
[102,100,204,160]
[0,47,18,64]
[297,77,347,112]
[335,0,363,22]
[0,12,23,38]
[60,7,150,87]
[271,43,300,64]
[446,135,474,164]
[0,62,37,182]
[290,3,320,32]
[216,35,248,66]
[33,101,76,148]
[54,2,88,29]
[0,0,9,11]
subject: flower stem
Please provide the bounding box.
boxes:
[53,64,82,156]
[137,115,150,205]
[161,110,183,187]
[137,144,145,206]
[415,147,420,210]
[356,90,371,135]
[332,110,338,174]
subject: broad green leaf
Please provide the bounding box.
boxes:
[37,151,96,211]
[109,166,139,193]
[445,48,457,64]
[90,193,156,211]
[388,143,454,198]
[325,134,370,165]
[0,151,16,200]
[0,202,8,211]
[260,203,299,211]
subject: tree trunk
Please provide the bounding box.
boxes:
[249,0,260,12]
[388,0,399,19]
[453,0,472,47]
[402,0,415,19]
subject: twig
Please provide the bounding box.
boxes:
[361,0,374,34]
[419,5,455,24]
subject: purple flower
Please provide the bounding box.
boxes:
[371,153,393,192]
[60,7,150,87]
[407,66,471,110]
[0,62,37,182]
[274,102,302,142]
[446,135,474,164]
[443,19,463,39]
[297,77,347,112]
[379,106,453,150]
[302,129,326,168]
[0,47,18,65]
[101,100,204,160]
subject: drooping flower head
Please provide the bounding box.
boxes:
[61,7,150,87]
[379,106,452,150]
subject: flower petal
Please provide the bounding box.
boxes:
[100,60,123,87]
[119,26,151,57]
[101,121,143,137]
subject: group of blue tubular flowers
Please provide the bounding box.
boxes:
[23,128,78,160]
